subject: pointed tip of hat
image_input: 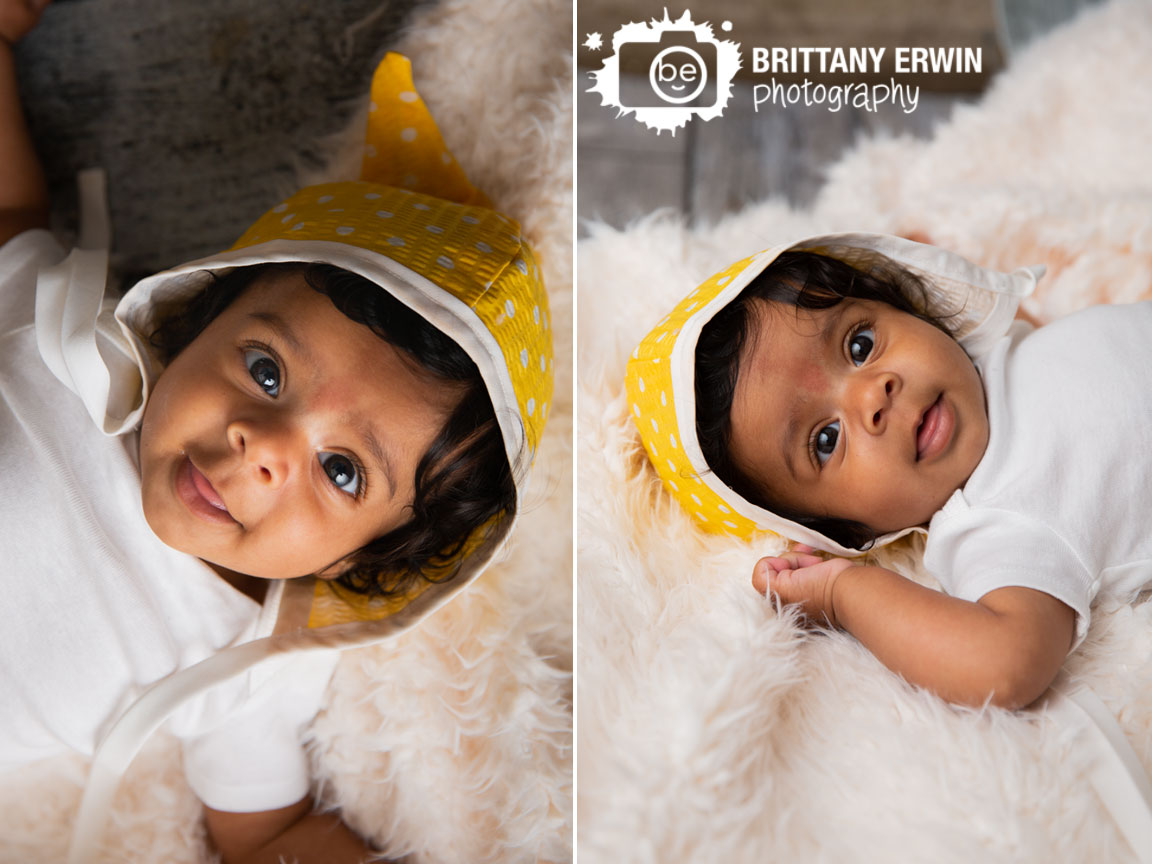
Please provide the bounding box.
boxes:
[359,53,494,209]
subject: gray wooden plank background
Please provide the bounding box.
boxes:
[578,73,972,232]
[577,0,1106,234]
[14,0,430,285]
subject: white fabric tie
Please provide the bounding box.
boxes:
[33,169,147,435]
[1049,686,1152,863]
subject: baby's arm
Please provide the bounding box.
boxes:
[205,796,391,864]
[754,548,1075,709]
[0,0,49,245]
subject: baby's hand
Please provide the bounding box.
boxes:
[752,544,857,629]
[0,0,49,47]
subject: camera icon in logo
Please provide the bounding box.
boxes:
[620,31,718,108]
[587,10,740,133]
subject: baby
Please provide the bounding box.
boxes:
[3,3,553,862]
[628,232,1150,711]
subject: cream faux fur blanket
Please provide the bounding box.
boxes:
[0,1,572,862]
[577,1,1152,861]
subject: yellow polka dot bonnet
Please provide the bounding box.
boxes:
[626,233,1044,557]
[42,54,554,637]
[40,54,555,861]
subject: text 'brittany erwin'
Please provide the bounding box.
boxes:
[752,46,984,75]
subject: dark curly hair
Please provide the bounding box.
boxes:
[149,262,517,597]
[694,249,955,550]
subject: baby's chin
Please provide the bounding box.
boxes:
[141,498,341,585]
[198,555,316,582]
[194,560,275,603]
[862,489,959,538]
[146,522,313,582]
[196,549,347,584]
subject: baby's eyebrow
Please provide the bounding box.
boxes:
[777,304,851,482]
[781,408,801,481]
[248,311,316,368]
[354,417,397,500]
[820,302,852,343]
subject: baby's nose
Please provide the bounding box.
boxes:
[857,373,899,433]
[227,420,300,486]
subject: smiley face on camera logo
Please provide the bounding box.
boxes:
[585,10,741,135]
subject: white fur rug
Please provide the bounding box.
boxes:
[577,2,1152,862]
[0,1,572,862]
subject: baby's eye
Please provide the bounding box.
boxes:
[244,349,281,397]
[319,452,360,497]
[813,421,840,466]
[848,327,875,366]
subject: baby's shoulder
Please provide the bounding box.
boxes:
[1009,301,1152,370]
[1035,300,1152,337]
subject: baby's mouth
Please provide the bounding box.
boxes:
[915,394,951,462]
[176,457,239,525]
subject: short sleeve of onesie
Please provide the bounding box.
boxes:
[181,649,340,813]
[922,304,1152,654]
[925,495,1095,649]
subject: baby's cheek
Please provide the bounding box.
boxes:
[797,363,828,396]
[141,370,187,433]
[258,510,352,578]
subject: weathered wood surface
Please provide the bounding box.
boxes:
[576,0,997,233]
[578,73,969,232]
[15,0,429,283]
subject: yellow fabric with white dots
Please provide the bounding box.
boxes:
[225,53,552,627]
[629,234,1042,556]
[231,183,553,459]
[360,53,492,208]
[626,254,766,540]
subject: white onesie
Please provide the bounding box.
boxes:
[0,230,337,812]
[925,301,1152,648]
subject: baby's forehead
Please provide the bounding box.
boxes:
[242,266,311,298]
[734,298,888,411]
[254,277,461,398]
[742,298,855,358]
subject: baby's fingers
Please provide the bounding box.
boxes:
[763,563,805,602]
[760,552,824,573]
[752,559,771,594]
[751,554,820,595]
[754,558,843,629]
[752,557,790,594]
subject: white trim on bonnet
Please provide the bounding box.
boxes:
[114,239,527,477]
[666,232,1041,556]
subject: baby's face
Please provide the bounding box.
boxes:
[138,270,458,581]
[728,299,989,536]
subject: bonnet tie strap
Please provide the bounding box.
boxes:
[34,168,145,435]
[1049,685,1152,862]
